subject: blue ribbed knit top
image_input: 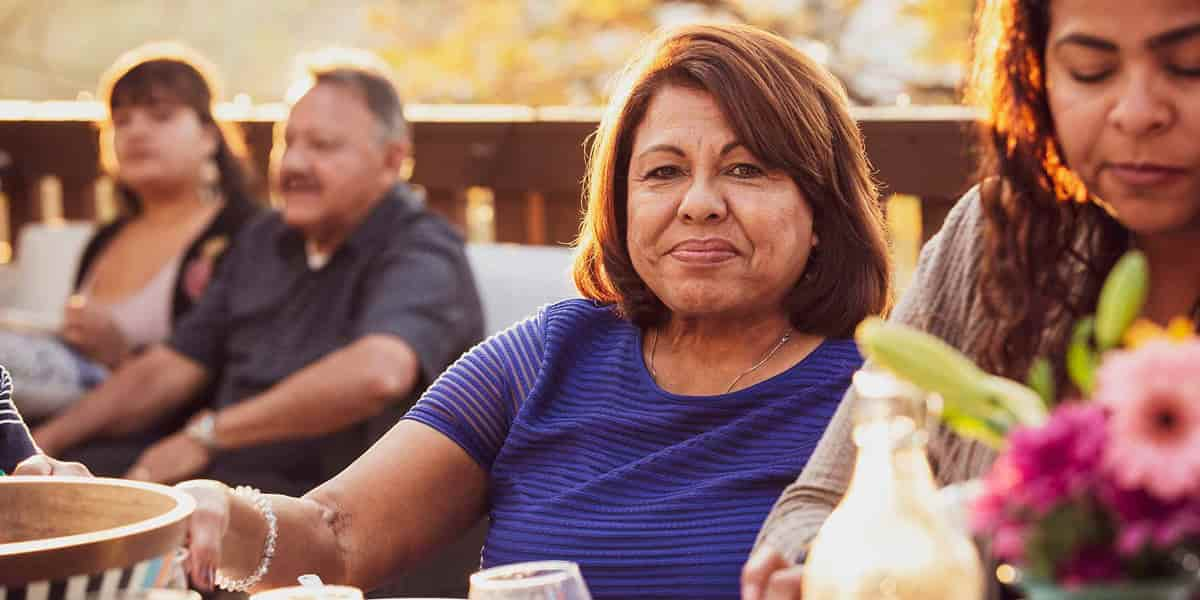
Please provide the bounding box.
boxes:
[405,299,861,599]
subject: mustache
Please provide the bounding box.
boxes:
[278,171,322,192]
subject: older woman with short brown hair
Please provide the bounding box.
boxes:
[173,23,890,599]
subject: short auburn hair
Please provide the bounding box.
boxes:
[572,23,892,337]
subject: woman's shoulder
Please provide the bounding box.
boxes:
[797,337,864,381]
[814,337,862,364]
[937,183,987,243]
[542,298,624,329]
[524,298,625,350]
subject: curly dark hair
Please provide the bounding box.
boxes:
[965,0,1131,381]
[572,23,892,338]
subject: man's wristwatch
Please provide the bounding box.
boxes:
[184,410,220,452]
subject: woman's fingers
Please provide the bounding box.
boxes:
[175,480,232,591]
[763,564,805,600]
[743,546,799,599]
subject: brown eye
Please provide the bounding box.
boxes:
[645,166,683,179]
[726,163,764,178]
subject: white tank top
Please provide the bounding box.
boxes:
[81,254,183,350]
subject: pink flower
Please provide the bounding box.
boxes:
[970,405,1108,564]
[970,455,1021,533]
[182,236,229,301]
[183,256,215,301]
[991,523,1027,562]
[1094,341,1200,502]
[1006,403,1107,512]
[1099,481,1200,556]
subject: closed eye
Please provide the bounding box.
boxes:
[1167,63,1200,78]
[1070,69,1114,83]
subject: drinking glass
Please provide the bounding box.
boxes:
[249,584,363,600]
[468,561,592,600]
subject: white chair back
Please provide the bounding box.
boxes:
[465,243,579,336]
[1,222,95,330]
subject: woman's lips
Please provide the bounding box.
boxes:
[668,238,738,264]
[1106,163,1189,188]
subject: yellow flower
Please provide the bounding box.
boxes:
[1123,317,1197,349]
[201,236,229,259]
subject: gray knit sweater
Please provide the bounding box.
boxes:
[755,186,1001,559]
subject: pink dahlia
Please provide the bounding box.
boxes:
[1099,481,1200,556]
[1093,341,1200,502]
[1005,403,1108,512]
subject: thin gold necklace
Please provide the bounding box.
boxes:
[648,327,794,394]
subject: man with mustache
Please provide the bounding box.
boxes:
[30,52,484,495]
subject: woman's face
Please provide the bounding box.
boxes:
[112,95,216,195]
[625,85,815,322]
[1046,0,1200,237]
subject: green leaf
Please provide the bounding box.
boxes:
[1027,357,1056,407]
[1024,499,1115,582]
[1066,317,1098,396]
[981,374,1049,427]
[941,405,1007,449]
[1095,250,1149,351]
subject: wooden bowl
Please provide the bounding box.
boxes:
[0,476,195,592]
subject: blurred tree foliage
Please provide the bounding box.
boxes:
[904,0,975,70]
[366,0,979,105]
[366,0,855,105]
[0,0,973,105]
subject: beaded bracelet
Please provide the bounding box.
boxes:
[216,485,278,592]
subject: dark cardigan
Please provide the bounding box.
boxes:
[72,196,262,324]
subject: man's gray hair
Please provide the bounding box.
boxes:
[295,48,410,145]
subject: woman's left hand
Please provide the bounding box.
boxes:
[61,295,130,369]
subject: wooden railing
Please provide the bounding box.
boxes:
[0,104,980,254]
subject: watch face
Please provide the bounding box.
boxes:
[188,413,217,448]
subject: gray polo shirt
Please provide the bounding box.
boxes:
[168,183,484,493]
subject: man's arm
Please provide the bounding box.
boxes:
[204,334,418,450]
[33,346,209,456]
